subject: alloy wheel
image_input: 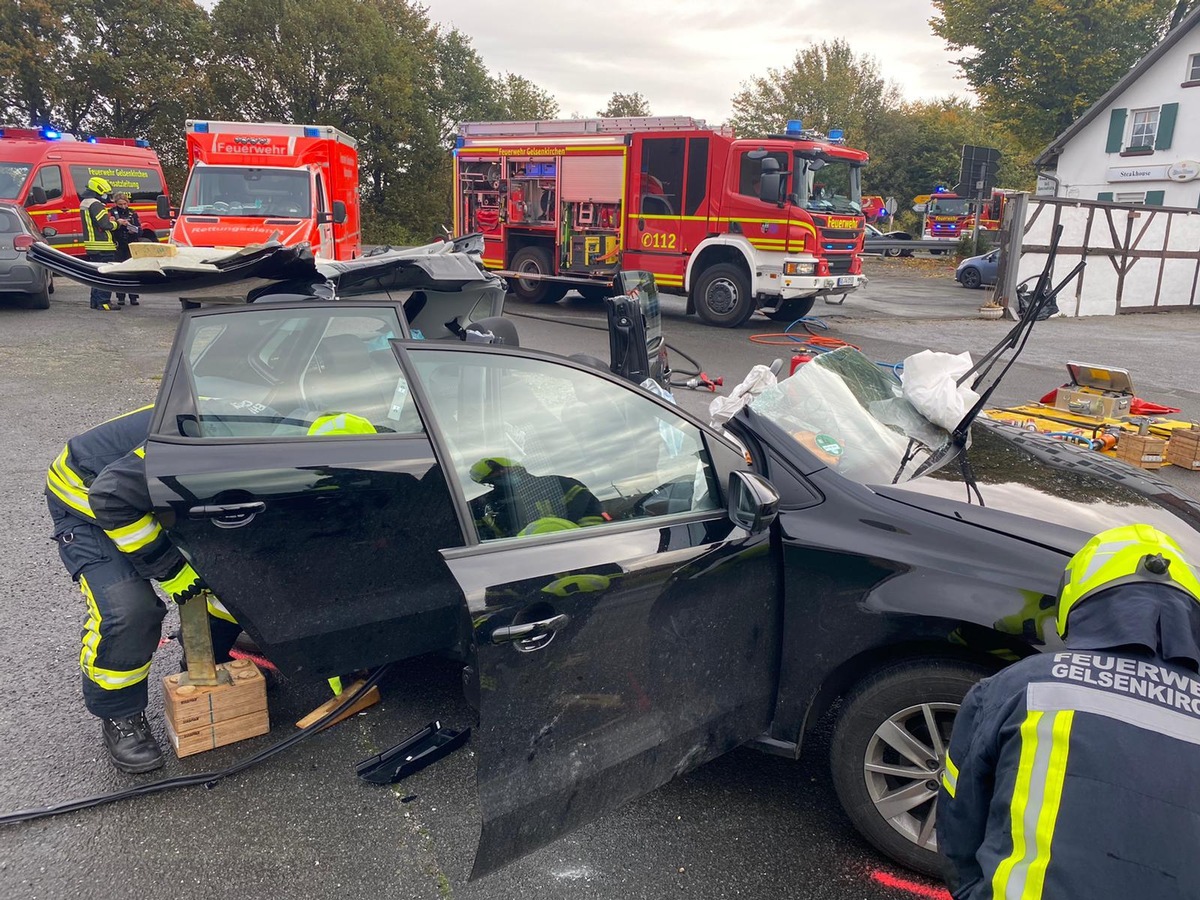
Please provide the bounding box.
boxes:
[862,701,958,853]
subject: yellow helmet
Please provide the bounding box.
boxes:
[87,176,113,196]
[1057,524,1200,637]
[307,412,376,436]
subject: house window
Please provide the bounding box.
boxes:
[1115,191,1146,205]
[1190,53,1200,81]
[1129,109,1160,149]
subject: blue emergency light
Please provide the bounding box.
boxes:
[828,128,844,142]
[303,126,321,138]
[135,139,149,147]
[86,136,98,143]
[41,126,62,140]
[934,185,948,193]
[192,122,209,133]
[786,120,803,135]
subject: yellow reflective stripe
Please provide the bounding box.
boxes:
[992,711,1041,897]
[161,563,199,596]
[992,709,1074,900]
[206,595,237,624]
[77,578,152,690]
[55,446,87,487]
[47,469,94,517]
[134,445,146,458]
[1024,711,1074,898]
[942,752,960,798]
[101,404,154,425]
[105,514,162,552]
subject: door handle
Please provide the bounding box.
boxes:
[188,501,266,527]
[491,614,569,647]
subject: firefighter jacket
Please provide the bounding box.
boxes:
[938,582,1200,900]
[45,407,204,601]
[80,193,117,252]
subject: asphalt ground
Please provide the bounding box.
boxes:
[1,261,1197,900]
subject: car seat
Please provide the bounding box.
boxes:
[303,333,395,423]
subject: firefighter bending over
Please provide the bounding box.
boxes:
[46,407,240,773]
[938,524,1200,899]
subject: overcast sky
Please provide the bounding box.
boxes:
[425,0,971,125]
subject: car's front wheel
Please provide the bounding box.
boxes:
[830,659,990,877]
[959,266,982,289]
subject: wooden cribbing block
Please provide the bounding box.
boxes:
[1167,427,1200,470]
[295,679,380,731]
[162,658,269,758]
[1115,433,1166,469]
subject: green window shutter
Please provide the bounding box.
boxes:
[1146,190,1166,206]
[1106,109,1127,153]
[1155,103,1178,150]
[1097,191,1114,201]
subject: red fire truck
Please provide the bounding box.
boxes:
[922,187,972,241]
[964,188,1011,233]
[0,125,171,254]
[163,120,361,260]
[453,116,870,327]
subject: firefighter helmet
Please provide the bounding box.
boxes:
[87,176,113,197]
[307,412,376,436]
[1057,524,1200,637]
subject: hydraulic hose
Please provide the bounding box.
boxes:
[0,665,391,826]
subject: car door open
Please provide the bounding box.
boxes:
[144,303,469,676]
[394,342,785,877]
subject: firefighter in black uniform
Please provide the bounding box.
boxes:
[938,524,1200,899]
[46,407,240,772]
[79,176,119,311]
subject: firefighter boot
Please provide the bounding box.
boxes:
[101,713,164,774]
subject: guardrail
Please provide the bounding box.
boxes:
[864,238,958,255]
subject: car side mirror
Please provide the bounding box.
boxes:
[157,194,173,220]
[41,225,57,238]
[727,471,779,534]
[332,199,347,225]
[25,185,47,207]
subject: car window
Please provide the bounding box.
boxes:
[33,165,63,201]
[159,306,423,439]
[408,349,721,541]
[0,206,21,234]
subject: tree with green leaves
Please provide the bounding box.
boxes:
[598,92,651,118]
[931,0,1191,149]
[729,39,899,143]
[863,98,1032,231]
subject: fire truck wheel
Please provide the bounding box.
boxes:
[510,246,567,304]
[694,263,754,328]
[764,297,816,323]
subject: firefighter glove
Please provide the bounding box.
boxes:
[161,562,207,604]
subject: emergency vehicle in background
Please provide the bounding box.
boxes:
[964,188,1012,234]
[921,187,972,241]
[0,125,170,254]
[161,120,361,260]
[453,116,870,327]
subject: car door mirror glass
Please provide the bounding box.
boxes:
[727,470,779,533]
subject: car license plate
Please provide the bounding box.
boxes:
[837,276,855,286]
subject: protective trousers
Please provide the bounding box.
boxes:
[84,250,116,309]
[54,519,239,718]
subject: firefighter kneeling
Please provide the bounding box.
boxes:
[938,524,1200,899]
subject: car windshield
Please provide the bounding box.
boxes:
[181,167,311,218]
[748,347,952,484]
[928,197,969,216]
[794,152,862,214]
[0,163,32,200]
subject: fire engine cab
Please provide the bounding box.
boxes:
[453,116,870,327]
[922,187,971,241]
[0,125,171,254]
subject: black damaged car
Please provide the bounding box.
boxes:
[31,240,1200,879]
